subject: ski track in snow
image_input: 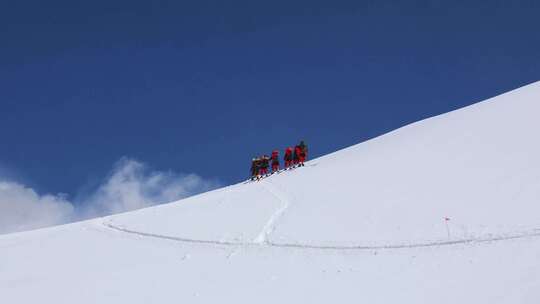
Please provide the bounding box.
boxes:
[103,220,540,251]
[102,221,246,246]
[253,180,292,244]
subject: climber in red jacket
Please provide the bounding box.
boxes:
[271,150,280,172]
[298,140,308,166]
[284,147,293,169]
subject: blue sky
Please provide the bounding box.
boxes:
[2,0,540,199]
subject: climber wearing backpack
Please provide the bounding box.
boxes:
[259,155,270,176]
[298,140,308,166]
[293,145,301,166]
[271,150,280,172]
[250,157,261,180]
[284,147,293,169]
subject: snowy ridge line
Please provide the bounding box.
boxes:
[253,181,292,244]
[103,220,540,251]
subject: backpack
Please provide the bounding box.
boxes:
[299,141,307,153]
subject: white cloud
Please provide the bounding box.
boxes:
[0,158,221,234]
[0,182,74,234]
[78,158,220,218]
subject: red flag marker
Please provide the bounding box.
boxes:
[444,217,451,239]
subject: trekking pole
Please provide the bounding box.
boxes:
[444,217,451,240]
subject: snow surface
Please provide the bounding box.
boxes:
[2,81,540,303]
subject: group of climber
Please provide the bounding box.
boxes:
[250,141,308,180]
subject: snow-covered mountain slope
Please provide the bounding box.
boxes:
[2,81,540,304]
